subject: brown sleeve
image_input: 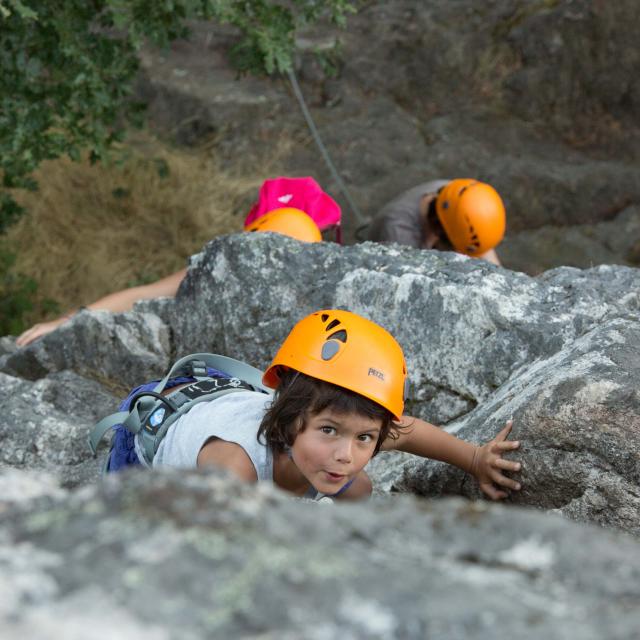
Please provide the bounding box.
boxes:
[367,208,423,247]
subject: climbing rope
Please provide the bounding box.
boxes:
[286,67,368,231]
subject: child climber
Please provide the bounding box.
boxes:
[100,309,522,501]
[367,179,506,266]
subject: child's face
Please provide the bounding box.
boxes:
[289,407,382,494]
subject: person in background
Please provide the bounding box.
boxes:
[244,175,341,241]
[17,177,339,347]
[244,207,322,241]
[367,179,506,266]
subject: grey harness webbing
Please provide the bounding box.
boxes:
[88,353,272,466]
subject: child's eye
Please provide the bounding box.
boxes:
[320,426,336,435]
[358,433,375,443]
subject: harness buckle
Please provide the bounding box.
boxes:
[188,359,208,378]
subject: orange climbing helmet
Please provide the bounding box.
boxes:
[244,207,322,243]
[435,179,506,256]
[263,309,408,420]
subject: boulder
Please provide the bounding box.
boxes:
[0,370,116,487]
[1,309,171,388]
[369,315,640,535]
[165,235,638,413]
[500,205,640,274]
[1,234,639,538]
[1,467,640,639]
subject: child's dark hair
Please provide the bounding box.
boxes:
[258,369,402,455]
[427,198,454,250]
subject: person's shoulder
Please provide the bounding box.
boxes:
[197,437,258,482]
[388,180,448,203]
[193,390,271,423]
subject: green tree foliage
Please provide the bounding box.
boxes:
[0,0,356,333]
[0,243,58,335]
[0,0,357,231]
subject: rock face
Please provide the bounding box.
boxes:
[1,234,639,538]
[498,205,640,274]
[0,310,171,386]
[136,1,640,270]
[2,468,640,639]
[0,371,118,487]
[2,235,640,635]
[370,314,640,534]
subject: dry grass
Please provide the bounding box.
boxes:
[4,132,285,322]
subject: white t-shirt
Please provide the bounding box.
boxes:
[136,390,274,481]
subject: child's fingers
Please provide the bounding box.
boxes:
[481,482,508,501]
[491,470,521,491]
[492,458,521,472]
[493,440,520,451]
[494,420,513,442]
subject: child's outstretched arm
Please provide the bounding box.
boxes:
[381,418,521,500]
[17,268,187,346]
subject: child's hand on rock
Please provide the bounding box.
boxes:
[470,420,522,500]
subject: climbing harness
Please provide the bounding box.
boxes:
[88,353,272,468]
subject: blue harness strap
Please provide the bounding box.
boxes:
[301,475,356,500]
[107,368,227,472]
[329,476,356,498]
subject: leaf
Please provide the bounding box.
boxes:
[2,0,38,20]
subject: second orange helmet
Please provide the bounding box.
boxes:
[244,207,322,243]
[435,180,506,256]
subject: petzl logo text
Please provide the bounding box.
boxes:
[368,368,384,380]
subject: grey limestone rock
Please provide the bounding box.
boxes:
[2,234,640,535]
[2,234,640,637]
[0,370,116,487]
[1,308,171,389]
[370,315,640,533]
[1,468,640,639]
[167,235,638,412]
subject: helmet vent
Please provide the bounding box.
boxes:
[466,220,480,250]
[327,329,347,343]
[321,313,329,322]
[325,318,341,331]
[458,181,477,196]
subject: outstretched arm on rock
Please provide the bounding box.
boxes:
[381,418,521,500]
[16,268,187,347]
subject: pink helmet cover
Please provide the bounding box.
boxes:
[244,177,341,230]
